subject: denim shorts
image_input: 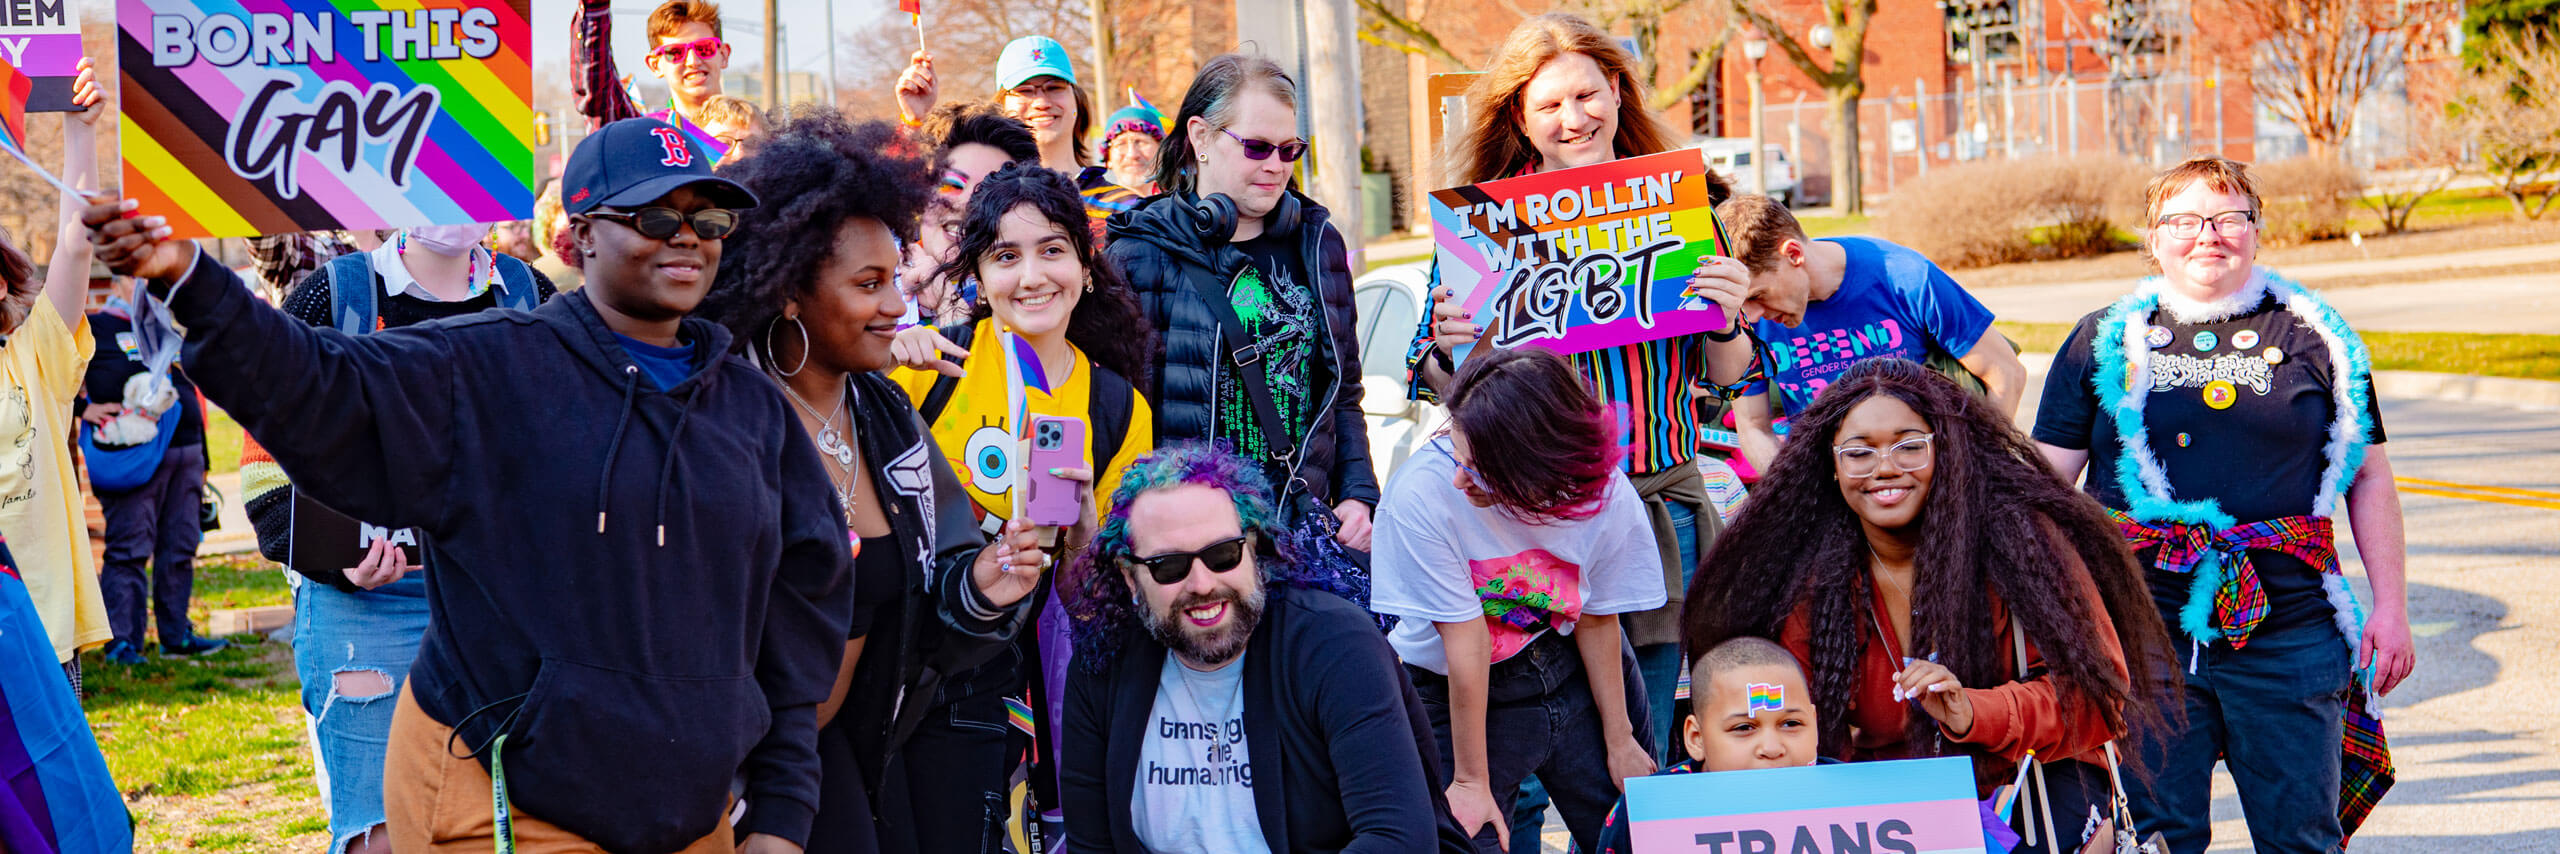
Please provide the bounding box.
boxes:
[293,573,430,852]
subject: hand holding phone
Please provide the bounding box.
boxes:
[1018,415,1088,528]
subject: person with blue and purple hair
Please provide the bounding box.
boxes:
[1057,442,1472,854]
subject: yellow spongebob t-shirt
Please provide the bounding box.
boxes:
[0,306,108,663]
[895,321,1154,520]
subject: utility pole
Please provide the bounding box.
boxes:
[1304,0,1362,268]
[763,0,781,110]
[1090,0,1114,111]
[826,0,839,107]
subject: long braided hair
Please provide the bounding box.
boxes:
[1684,358,2177,765]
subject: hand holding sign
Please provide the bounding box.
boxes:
[344,536,419,589]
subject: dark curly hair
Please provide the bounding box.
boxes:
[1060,441,1363,672]
[1683,358,2176,775]
[1444,348,1618,522]
[921,102,1039,166]
[928,162,1153,392]
[697,108,932,362]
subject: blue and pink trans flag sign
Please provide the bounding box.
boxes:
[1623,756,1988,854]
[1427,147,1729,358]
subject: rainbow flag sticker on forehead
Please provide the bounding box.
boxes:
[1747,682,1784,713]
[117,0,538,239]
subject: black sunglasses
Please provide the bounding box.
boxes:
[585,206,738,240]
[1120,534,1255,586]
[1220,128,1309,163]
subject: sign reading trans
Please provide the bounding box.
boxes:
[119,0,535,238]
[1623,756,1988,854]
[1427,147,1729,358]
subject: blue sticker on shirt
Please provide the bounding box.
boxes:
[2191,330,2218,352]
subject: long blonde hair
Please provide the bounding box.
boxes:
[1447,13,1677,185]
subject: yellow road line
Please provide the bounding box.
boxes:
[2397,485,2560,511]
[2397,477,2560,501]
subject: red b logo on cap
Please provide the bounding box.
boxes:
[649,127,693,167]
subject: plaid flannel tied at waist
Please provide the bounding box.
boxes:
[2106,509,2339,649]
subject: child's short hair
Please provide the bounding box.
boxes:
[1692,635,1805,695]
[697,95,762,130]
[646,0,723,45]
[1713,194,1806,276]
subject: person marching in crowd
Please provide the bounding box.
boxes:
[2033,155,2416,854]
[698,110,1059,854]
[886,161,1159,846]
[83,117,875,853]
[894,36,1146,231]
[1106,52,1382,597]
[1685,195,2029,473]
[9,58,111,691]
[1100,97,1167,195]
[82,270,221,670]
[488,219,546,266]
[1059,442,1473,853]
[231,220,552,854]
[1405,13,1725,788]
[532,179,586,291]
[1686,357,2178,851]
[574,0,741,160]
[698,95,771,162]
[1373,348,1663,854]
[901,105,1042,324]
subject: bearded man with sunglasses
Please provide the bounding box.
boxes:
[80,118,865,854]
[1058,443,1474,854]
[575,0,743,163]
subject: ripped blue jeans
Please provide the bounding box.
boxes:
[293,573,429,853]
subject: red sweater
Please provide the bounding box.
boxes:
[1781,541,2126,793]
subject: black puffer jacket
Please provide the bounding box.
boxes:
[1104,191,1380,510]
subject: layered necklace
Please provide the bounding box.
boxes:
[774,371,860,526]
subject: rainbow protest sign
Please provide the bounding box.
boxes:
[1428,147,1728,357]
[1624,756,1988,854]
[118,0,534,239]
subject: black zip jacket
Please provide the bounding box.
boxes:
[152,254,853,851]
[1104,192,1381,510]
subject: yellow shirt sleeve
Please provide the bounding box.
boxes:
[1093,388,1154,517]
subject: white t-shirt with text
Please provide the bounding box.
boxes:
[1130,651,1271,854]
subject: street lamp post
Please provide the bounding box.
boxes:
[1744,36,1768,197]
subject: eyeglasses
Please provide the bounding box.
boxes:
[1120,534,1255,586]
[1832,433,1935,477]
[583,207,738,240]
[648,37,727,64]
[1432,437,1485,484]
[1220,128,1309,163]
[2154,210,2256,240]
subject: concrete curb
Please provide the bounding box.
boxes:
[2019,353,2560,410]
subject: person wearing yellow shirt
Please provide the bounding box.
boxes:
[9,59,113,683]
[890,162,1156,847]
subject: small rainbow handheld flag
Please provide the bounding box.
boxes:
[1746,682,1784,713]
[1009,332,1051,393]
[899,0,920,23]
[0,61,31,156]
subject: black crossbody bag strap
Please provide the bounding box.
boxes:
[1177,263,1316,512]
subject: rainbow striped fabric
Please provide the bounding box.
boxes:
[0,559,132,853]
[0,60,29,155]
[117,0,536,239]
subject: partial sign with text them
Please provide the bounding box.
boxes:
[1623,756,1988,854]
[118,0,534,238]
[1428,147,1728,357]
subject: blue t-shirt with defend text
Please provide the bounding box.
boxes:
[1742,236,1995,420]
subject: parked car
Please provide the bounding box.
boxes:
[1351,260,1438,482]
[1694,137,1798,207]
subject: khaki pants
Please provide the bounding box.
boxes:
[383,687,736,854]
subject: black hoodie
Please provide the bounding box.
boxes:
[154,253,854,851]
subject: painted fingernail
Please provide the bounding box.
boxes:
[153,227,173,239]
[1048,467,1064,476]
[118,199,138,211]
[142,216,165,228]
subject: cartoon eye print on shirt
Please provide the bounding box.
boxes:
[963,418,1017,496]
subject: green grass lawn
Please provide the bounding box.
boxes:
[81,555,322,850]
[2345,186,2532,234]
[1999,321,2560,381]
[206,405,243,476]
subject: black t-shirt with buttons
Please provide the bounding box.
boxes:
[2035,293,2385,639]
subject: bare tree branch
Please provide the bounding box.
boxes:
[1352,0,1467,67]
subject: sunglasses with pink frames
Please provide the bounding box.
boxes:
[649,37,727,64]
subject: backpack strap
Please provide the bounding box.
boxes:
[1086,365,1134,474]
[491,254,541,312]
[917,318,979,425]
[325,252,378,336]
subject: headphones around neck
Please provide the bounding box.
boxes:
[1184,190,1302,245]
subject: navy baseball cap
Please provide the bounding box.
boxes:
[562,118,757,215]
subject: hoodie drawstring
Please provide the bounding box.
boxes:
[652,388,701,547]
[596,366,641,534]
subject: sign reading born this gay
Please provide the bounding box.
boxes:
[119,0,535,239]
[1428,147,1728,357]
[1623,756,1988,854]
[1,0,84,115]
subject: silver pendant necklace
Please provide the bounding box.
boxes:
[774,371,860,521]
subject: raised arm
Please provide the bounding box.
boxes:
[572,0,643,129]
[45,58,103,328]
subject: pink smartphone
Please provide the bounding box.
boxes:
[1017,414,1088,527]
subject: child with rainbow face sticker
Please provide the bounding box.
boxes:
[1593,636,1821,854]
